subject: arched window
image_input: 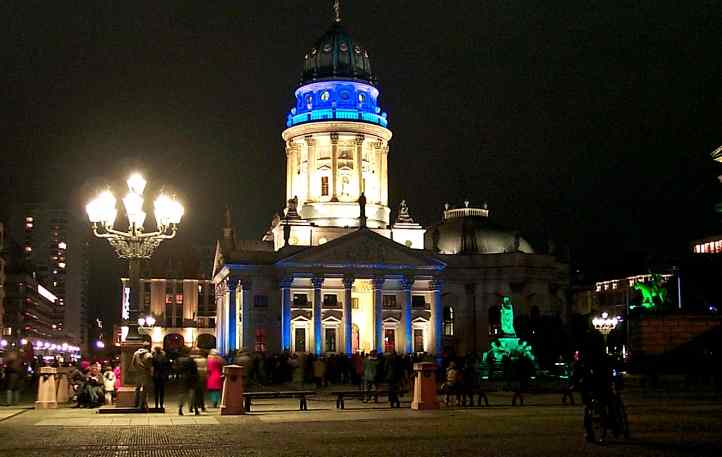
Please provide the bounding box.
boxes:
[443,306,454,336]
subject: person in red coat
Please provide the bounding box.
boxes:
[206,349,224,408]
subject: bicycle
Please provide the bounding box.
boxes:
[584,389,630,444]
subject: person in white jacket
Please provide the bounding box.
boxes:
[102,365,116,405]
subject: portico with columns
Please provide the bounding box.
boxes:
[213,228,446,356]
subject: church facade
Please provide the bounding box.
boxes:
[213,13,569,357]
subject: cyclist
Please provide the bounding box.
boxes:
[580,347,628,442]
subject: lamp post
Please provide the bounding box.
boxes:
[592,312,619,354]
[86,173,183,396]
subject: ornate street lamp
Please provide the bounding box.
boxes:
[86,173,182,392]
[592,312,619,353]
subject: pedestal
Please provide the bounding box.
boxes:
[411,362,439,410]
[116,340,146,408]
[55,367,72,404]
[35,366,58,409]
[220,364,244,415]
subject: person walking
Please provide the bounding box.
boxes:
[363,351,379,402]
[102,365,116,405]
[445,361,460,406]
[113,363,122,395]
[512,357,533,406]
[385,352,403,408]
[151,347,169,409]
[206,349,224,408]
[131,344,153,409]
[176,352,199,416]
[193,351,209,412]
[313,356,326,388]
[4,352,22,406]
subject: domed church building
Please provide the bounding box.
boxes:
[212,6,569,357]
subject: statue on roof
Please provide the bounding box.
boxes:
[333,0,341,23]
[396,199,415,224]
[358,192,367,228]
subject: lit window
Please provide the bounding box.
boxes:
[443,306,454,336]
[382,295,397,309]
[323,294,338,308]
[351,297,359,309]
[321,176,329,196]
[320,90,330,102]
[25,246,32,252]
[58,242,67,249]
[318,237,327,245]
[255,328,266,352]
[358,92,365,103]
[325,327,337,353]
[25,217,33,223]
[58,262,66,269]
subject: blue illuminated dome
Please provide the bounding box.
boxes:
[286,21,388,128]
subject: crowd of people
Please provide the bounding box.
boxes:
[3,343,587,410]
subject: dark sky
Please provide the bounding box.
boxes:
[2,1,722,329]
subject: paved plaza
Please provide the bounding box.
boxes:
[0,391,720,456]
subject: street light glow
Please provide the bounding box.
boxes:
[127,173,147,195]
[122,191,145,227]
[86,190,117,227]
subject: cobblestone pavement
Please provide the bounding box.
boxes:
[0,392,720,456]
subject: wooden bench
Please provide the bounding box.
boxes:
[242,390,316,412]
[331,389,408,409]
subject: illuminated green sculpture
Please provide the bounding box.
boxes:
[482,296,535,374]
[632,273,667,310]
[500,296,516,336]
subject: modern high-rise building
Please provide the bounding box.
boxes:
[7,204,89,352]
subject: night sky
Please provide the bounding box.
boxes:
[2,1,722,331]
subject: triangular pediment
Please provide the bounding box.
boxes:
[212,241,225,278]
[277,228,445,271]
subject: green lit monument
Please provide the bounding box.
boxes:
[483,296,535,367]
[631,273,667,310]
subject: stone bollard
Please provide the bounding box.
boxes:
[411,362,439,410]
[36,366,59,409]
[220,364,244,415]
[55,367,72,404]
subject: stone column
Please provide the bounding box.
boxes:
[311,275,324,355]
[465,283,477,352]
[375,141,383,204]
[214,282,225,354]
[305,136,315,202]
[227,280,238,354]
[401,276,414,354]
[381,143,389,205]
[330,133,339,202]
[355,135,364,196]
[372,277,385,352]
[431,279,444,355]
[285,142,293,202]
[280,276,293,351]
[342,275,354,355]
[240,279,253,351]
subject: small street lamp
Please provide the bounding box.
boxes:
[86,173,183,389]
[137,315,156,328]
[592,312,620,353]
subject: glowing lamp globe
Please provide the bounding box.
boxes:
[154,193,184,228]
[86,190,118,227]
[122,191,145,227]
[127,173,147,195]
